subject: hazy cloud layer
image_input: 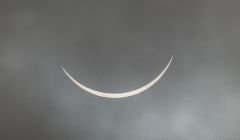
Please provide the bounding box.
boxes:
[0,0,240,140]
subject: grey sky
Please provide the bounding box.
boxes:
[0,0,240,140]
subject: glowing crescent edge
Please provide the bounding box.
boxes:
[61,56,173,98]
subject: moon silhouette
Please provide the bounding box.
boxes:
[62,56,173,98]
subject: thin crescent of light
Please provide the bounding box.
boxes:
[61,56,173,98]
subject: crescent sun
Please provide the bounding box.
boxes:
[61,55,173,98]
